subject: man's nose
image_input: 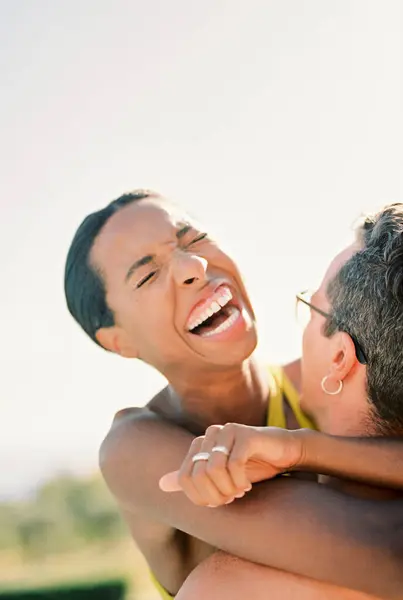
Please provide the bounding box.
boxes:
[171,250,208,286]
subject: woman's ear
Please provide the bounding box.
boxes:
[95,326,139,358]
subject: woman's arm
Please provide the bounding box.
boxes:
[100,414,403,599]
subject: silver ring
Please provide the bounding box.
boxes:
[192,452,211,463]
[212,445,230,457]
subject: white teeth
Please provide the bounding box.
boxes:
[199,306,240,337]
[210,301,221,313]
[187,287,233,331]
[218,293,230,307]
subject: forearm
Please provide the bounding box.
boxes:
[100,416,403,598]
[298,430,403,489]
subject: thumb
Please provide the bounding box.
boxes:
[159,470,182,492]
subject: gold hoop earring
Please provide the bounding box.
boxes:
[321,375,343,396]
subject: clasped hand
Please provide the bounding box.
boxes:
[159,424,304,507]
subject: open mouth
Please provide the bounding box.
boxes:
[190,305,240,337]
[186,286,241,338]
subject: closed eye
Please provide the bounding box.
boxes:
[187,232,208,246]
[136,271,157,288]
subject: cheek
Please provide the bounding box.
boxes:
[301,328,314,392]
[209,245,239,274]
[133,295,170,336]
[217,253,254,311]
[133,285,185,355]
[117,291,163,338]
[301,323,315,369]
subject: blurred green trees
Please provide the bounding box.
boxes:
[0,474,156,600]
[0,473,126,559]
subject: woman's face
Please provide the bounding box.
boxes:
[300,243,362,431]
[92,197,258,375]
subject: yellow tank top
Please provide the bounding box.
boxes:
[150,365,316,599]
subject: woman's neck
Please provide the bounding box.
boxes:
[168,356,270,430]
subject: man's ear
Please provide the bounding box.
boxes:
[328,332,359,382]
[95,326,139,359]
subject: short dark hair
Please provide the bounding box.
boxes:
[64,189,159,346]
[325,203,403,434]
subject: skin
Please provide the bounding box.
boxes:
[93,197,258,375]
[94,198,403,598]
[176,552,382,600]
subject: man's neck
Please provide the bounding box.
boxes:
[167,355,270,430]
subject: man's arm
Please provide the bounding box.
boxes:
[161,426,403,499]
[100,414,403,599]
[298,429,403,489]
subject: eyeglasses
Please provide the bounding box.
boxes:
[296,290,368,365]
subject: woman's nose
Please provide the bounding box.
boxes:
[171,250,208,286]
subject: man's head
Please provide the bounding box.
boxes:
[300,203,403,436]
[65,191,257,379]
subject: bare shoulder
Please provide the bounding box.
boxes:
[109,386,171,431]
[99,388,170,469]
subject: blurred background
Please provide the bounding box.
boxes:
[1,0,402,598]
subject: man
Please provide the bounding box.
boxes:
[65,190,403,598]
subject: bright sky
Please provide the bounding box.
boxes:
[1,0,402,499]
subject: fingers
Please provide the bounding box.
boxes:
[175,431,226,507]
[174,424,253,507]
[226,433,253,493]
[176,435,211,506]
[205,424,248,499]
[190,426,229,506]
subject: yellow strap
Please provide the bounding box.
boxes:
[266,365,287,428]
[149,571,174,600]
[268,365,316,430]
